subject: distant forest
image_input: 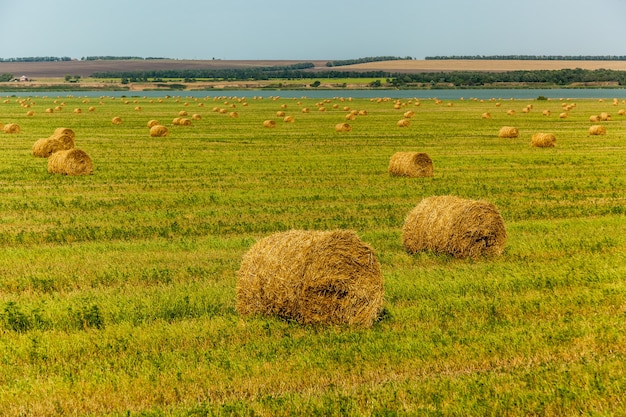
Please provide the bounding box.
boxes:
[426,55,626,61]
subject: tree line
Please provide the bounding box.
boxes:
[426,55,626,61]
[326,56,413,67]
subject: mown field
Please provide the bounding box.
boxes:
[1,92,625,416]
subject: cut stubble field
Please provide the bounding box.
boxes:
[0,92,625,416]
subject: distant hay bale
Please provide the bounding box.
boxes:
[589,125,606,135]
[88,106,96,112]
[276,111,286,117]
[301,107,310,113]
[589,115,600,122]
[531,133,556,148]
[45,108,54,113]
[111,117,122,125]
[229,112,239,118]
[506,110,516,116]
[73,108,82,114]
[599,112,612,121]
[32,128,76,157]
[149,125,168,137]
[481,112,492,119]
[559,112,568,119]
[3,123,20,134]
[388,152,433,178]
[47,148,93,176]
[236,229,385,327]
[283,115,295,123]
[542,110,551,116]
[403,110,415,118]
[178,118,192,126]
[178,110,188,116]
[147,119,160,128]
[263,120,276,128]
[192,114,202,120]
[26,110,35,116]
[335,122,351,132]
[402,195,507,259]
[498,126,518,138]
[397,119,411,127]
[172,117,181,125]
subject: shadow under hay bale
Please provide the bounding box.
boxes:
[32,128,75,158]
[498,126,519,138]
[402,195,507,259]
[388,152,433,178]
[48,148,93,176]
[531,133,556,148]
[236,230,384,327]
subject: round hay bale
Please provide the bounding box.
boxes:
[397,119,411,127]
[236,229,385,327]
[111,117,122,125]
[335,123,351,132]
[283,115,295,123]
[172,117,181,125]
[178,110,188,116]
[73,108,82,114]
[47,148,93,176]
[498,126,518,138]
[229,112,239,118]
[88,106,96,112]
[32,129,75,158]
[263,120,276,128]
[149,125,168,137]
[276,111,286,117]
[192,114,202,120]
[45,108,54,113]
[531,133,556,148]
[589,125,606,136]
[178,118,192,126]
[402,195,507,259]
[388,152,433,178]
[542,110,551,116]
[147,119,161,128]
[403,110,415,118]
[3,123,21,134]
[26,110,35,116]
[599,112,611,121]
[481,112,492,119]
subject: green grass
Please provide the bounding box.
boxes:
[1,94,625,416]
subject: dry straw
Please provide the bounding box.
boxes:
[236,229,385,327]
[397,119,411,127]
[335,123,351,132]
[47,148,93,176]
[388,152,433,178]
[402,195,507,259]
[32,127,75,157]
[498,126,519,138]
[531,133,556,148]
[3,123,20,134]
[149,125,168,137]
[263,120,276,128]
[589,125,606,135]
[112,117,122,125]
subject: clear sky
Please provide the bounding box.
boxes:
[1,0,625,60]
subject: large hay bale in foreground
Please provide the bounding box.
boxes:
[531,133,556,148]
[388,152,433,178]
[589,125,606,136]
[402,195,507,259]
[498,126,518,138]
[32,128,76,157]
[47,148,93,176]
[149,125,168,137]
[236,230,384,327]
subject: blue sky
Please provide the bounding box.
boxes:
[1,0,625,60]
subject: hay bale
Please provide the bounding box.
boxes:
[397,119,411,127]
[531,133,556,148]
[589,125,606,135]
[47,149,93,176]
[178,118,192,126]
[149,125,168,137]
[335,123,351,132]
[481,112,492,119]
[236,229,384,327]
[589,115,600,122]
[599,112,611,121]
[388,152,433,178]
[263,120,276,128]
[32,129,76,158]
[192,114,202,120]
[111,117,122,125]
[498,126,518,138]
[3,123,20,134]
[283,115,295,123]
[402,195,507,259]
[147,119,161,128]
[26,110,35,116]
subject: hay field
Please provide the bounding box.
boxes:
[1,93,626,415]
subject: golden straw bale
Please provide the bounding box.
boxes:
[481,112,492,119]
[47,148,93,176]
[178,110,188,116]
[618,109,626,116]
[3,123,21,134]
[149,125,169,137]
[88,106,96,112]
[403,110,415,118]
[229,112,239,118]
[559,112,568,119]
[397,119,411,127]
[599,112,612,121]
[506,110,516,116]
[283,115,295,123]
[345,113,356,120]
[589,125,606,135]
[26,111,35,116]
[301,107,310,113]
[192,114,202,120]
[111,117,122,125]
[388,152,433,178]
[236,229,385,327]
[263,120,276,128]
[498,126,518,138]
[147,119,161,128]
[32,131,75,158]
[542,110,551,116]
[589,115,600,122]
[73,108,82,114]
[531,133,556,148]
[45,108,54,113]
[178,118,192,126]
[335,123,351,132]
[402,195,507,259]
[276,111,286,117]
